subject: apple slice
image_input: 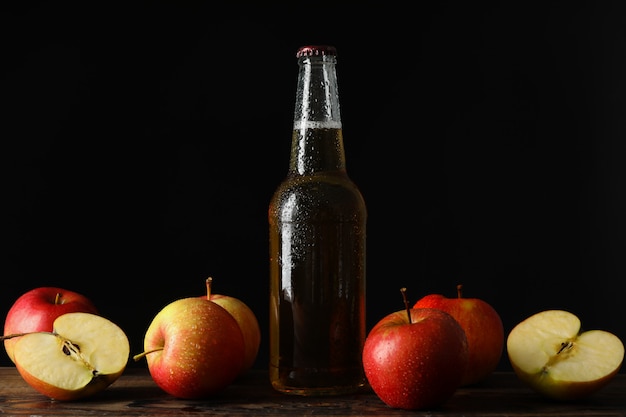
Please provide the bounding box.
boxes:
[3,286,99,364]
[507,309,624,401]
[12,312,130,401]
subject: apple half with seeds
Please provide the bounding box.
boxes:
[507,309,624,401]
[11,312,130,401]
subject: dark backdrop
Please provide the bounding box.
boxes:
[3,1,626,372]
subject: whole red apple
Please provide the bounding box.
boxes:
[413,284,504,386]
[202,277,261,375]
[134,296,246,399]
[363,289,469,410]
[3,287,98,363]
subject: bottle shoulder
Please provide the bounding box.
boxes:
[269,173,366,220]
[272,172,364,198]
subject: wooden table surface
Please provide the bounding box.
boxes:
[0,367,624,416]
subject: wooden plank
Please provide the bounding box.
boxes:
[0,368,624,416]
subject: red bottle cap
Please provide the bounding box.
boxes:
[296,45,337,58]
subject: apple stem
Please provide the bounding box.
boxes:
[133,347,164,362]
[206,277,213,300]
[400,287,412,324]
[457,284,463,299]
[55,292,62,305]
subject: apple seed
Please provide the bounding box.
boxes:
[558,341,574,354]
[61,338,96,374]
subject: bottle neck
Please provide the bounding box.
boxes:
[290,54,346,175]
[293,54,342,127]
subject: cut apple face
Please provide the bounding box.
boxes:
[13,312,130,401]
[507,309,624,401]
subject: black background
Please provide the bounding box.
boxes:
[3,1,626,373]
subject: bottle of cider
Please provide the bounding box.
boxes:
[269,45,367,396]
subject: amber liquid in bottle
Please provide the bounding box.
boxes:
[269,127,366,396]
[269,45,366,396]
[268,46,367,395]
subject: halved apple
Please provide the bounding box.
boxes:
[507,309,624,401]
[12,312,130,401]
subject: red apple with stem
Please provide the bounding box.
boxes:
[413,284,504,386]
[3,287,99,363]
[133,295,246,399]
[362,288,469,410]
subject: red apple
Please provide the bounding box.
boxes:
[3,287,98,363]
[362,288,469,410]
[203,277,261,374]
[413,284,504,386]
[134,296,246,399]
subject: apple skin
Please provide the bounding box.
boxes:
[206,293,261,374]
[17,357,123,402]
[142,297,246,399]
[3,287,98,363]
[511,358,621,401]
[413,286,504,386]
[362,307,469,410]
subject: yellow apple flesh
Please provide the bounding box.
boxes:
[507,309,624,401]
[12,312,130,401]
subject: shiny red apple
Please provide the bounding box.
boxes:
[3,287,98,363]
[413,284,504,386]
[362,288,469,410]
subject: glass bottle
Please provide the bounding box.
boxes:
[269,45,367,396]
